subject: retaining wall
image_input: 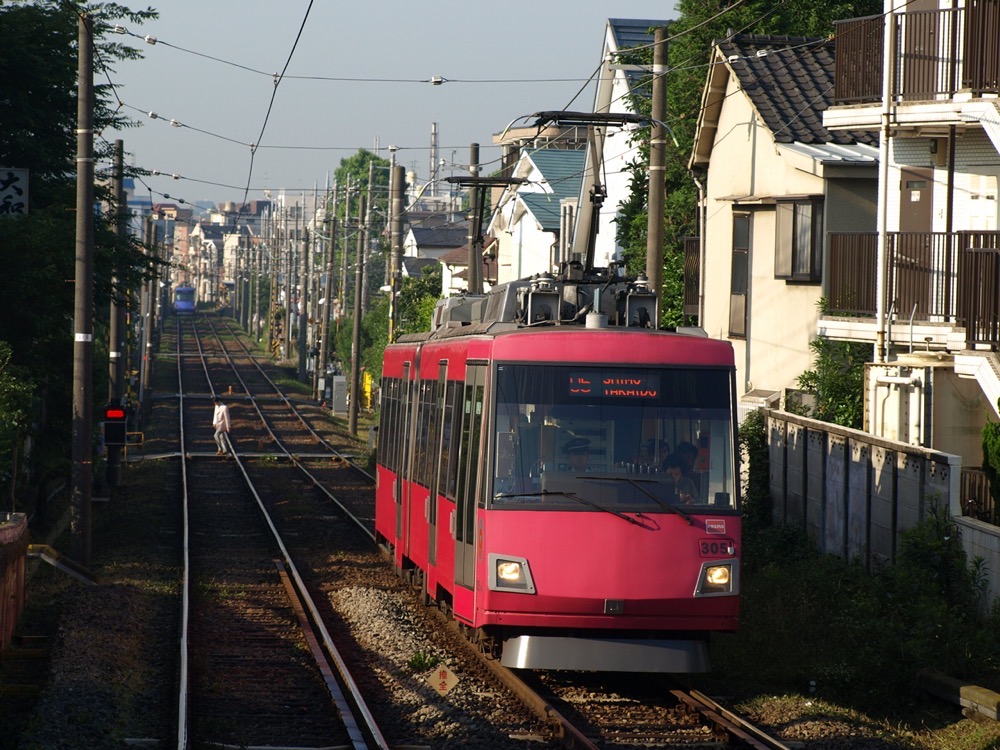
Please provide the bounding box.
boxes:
[0,512,28,650]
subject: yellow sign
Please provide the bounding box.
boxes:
[429,665,459,695]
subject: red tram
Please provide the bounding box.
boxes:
[375,269,740,672]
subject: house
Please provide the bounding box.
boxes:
[403,224,468,261]
[822,0,1000,465]
[488,148,586,283]
[570,18,670,267]
[438,242,499,297]
[188,221,249,301]
[689,34,879,416]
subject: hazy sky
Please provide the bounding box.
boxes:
[103,1,677,205]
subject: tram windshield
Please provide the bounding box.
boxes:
[491,364,738,512]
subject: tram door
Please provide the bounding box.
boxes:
[455,363,486,590]
[428,363,449,566]
[395,362,413,547]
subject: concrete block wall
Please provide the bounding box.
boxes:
[766,410,961,567]
[764,409,1000,604]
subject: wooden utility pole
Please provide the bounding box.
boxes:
[645,26,668,310]
[71,13,94,566]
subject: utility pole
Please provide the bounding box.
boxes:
[283,203,294,360]
[107,139,127,490]
[645,26,668,311]
[298,227,309,383]
[138,217,153,409]
[340,176,353,321]
[361,162,375,315]
[318,184,338,400]
[349,180,365,435]
[71,13,94,567]
[466,143,482,294]
[388,164,405,342]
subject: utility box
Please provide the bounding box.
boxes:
[330,375,348,415]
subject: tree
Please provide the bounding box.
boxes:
[0,341,34,510]
[336,265,442,384]
[615,0,881,324]
[792,334,868,429]
[0,1,157,504]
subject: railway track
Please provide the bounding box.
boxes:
[173,315,387,749]
[112,310,793,749]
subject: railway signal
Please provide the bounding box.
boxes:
[102,404,128,446]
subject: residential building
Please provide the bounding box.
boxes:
[571,17,670,268]
[823,0,1000,466]
[689,35,878,416]
[488,148,586,283]
[403,224,467,261]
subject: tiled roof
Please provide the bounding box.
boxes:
[608,18,667,49]
[440,245,470,265]
[401,256,439,277]
[717,35,877,147]
[519,149,586,232]
[409,225,467,249]
[608,18,669,93]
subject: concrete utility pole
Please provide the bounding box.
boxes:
[71,13,94,567]
[318,184,338,399]
[298,227,309,383]
[107,140,127,490]
[388,164,405,342]
[340,176,353,318]
[645,26,668,309]
[284,204,295,360]
[139,217,153,406]
[361,162,375,315]
[466,143,482,294]
[349,181,366,435]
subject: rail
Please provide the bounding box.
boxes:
[173,316,388,749]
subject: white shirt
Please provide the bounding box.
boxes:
[213,403,230,431]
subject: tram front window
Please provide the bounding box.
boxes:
[491,364,737,511]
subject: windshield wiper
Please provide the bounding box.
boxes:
[493,489,641,526]
[582,476,695,525]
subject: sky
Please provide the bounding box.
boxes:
[103,1,678,207]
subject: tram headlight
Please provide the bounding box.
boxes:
[695,560,739,597]
[497,560,523,582]
[706,565,730,586]
[488,553,536,594]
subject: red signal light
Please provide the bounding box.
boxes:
[105,407,126,420]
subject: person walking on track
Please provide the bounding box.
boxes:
[212,397,231,455]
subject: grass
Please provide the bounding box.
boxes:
[699,515,1000,748]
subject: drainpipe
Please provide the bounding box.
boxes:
[693,173,707,327]
[875,1,898,364]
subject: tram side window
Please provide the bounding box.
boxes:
[456,383,474,503]
[425,380,441,489]
[443,381,461,499]
[414,380,437,488]
[377,377,395,472]
[386,377,403,474]
[412,381,428,486]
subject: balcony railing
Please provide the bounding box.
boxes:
[834,3,1000,105]
[828,230,1000,347]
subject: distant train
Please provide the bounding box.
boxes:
[173,285,196,315]
[375,268,741,672]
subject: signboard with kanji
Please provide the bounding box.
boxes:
[428,664,459,695]
[0,168,29,216]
